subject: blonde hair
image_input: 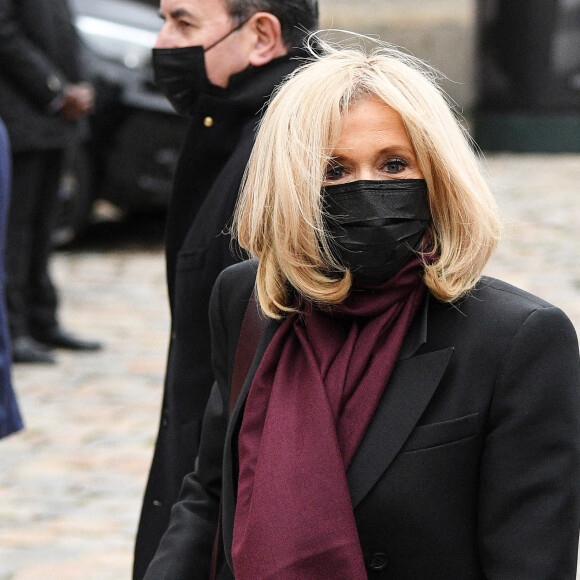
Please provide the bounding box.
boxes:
[234,34,500,318]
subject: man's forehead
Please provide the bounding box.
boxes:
[159,0,228,17]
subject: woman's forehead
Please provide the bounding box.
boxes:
[334,98,411,149]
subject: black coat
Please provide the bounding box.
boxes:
[134,54,303,579]
[0,0,83,152]
[145,259,580,579]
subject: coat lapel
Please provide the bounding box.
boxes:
[346,346,454,509]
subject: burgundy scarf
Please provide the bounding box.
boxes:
[232,257,426,579]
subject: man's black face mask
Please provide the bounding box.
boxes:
[152,19,247,116]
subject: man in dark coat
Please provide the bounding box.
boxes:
[0,0,101,364]
[133,1,319,577]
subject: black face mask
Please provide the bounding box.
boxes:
[152,19,247,116]
[322,179,430,286]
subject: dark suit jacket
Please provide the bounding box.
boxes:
[146,259,580,579]
[0,0,83,152]
[134,54,304,579]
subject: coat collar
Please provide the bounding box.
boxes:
[194,50,304,120]
[221,293,454,567]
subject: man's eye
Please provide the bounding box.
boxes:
[385,159,407,173]
[325,164,344,180]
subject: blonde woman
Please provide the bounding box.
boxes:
[145,37,580,579]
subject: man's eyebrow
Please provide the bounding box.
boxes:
[158,7,194,19]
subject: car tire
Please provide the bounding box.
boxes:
[53,146,94,246]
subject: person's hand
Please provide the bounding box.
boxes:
[59,82,95,120]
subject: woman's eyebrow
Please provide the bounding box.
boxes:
[329,145,416,160]
[327,150,352,161]
[376,145,416,157]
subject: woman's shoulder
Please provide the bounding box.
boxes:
[473,276,556,310]
[216,259,258,292]
[442,275,576,336]
[210,259,258,319]
[426,276,578,369]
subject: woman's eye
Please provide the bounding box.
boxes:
[325,164,344,180]
[384,159,407,173]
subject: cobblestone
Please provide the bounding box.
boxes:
[0,153,579,579]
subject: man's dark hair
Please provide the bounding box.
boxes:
[224,0,319,48]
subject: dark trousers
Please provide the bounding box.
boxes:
[0,118,23,437]
[5,149,63,339]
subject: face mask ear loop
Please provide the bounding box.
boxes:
[204,16,251,53]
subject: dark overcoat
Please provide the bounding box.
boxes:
[0,0,83,152]
[145,259,580,579]
[134,54,303,579]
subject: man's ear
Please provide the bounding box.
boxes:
[246,12,288,66]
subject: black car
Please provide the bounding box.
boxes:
[57,0,187,244]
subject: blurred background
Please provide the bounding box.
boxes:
[56,0,580,244]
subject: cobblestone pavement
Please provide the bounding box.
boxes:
[0,154,579,579]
